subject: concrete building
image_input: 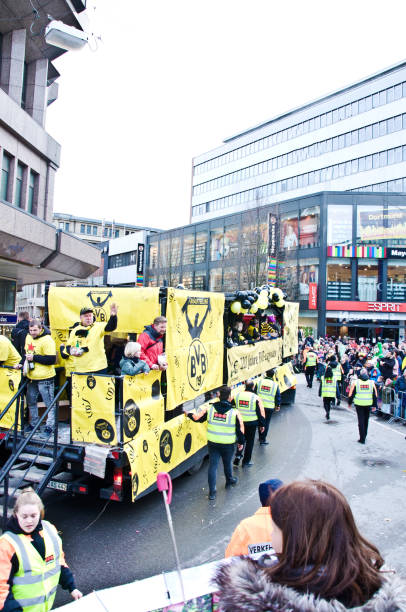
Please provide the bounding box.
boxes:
[191,60,406,223]
[0,1,100,328]
[107,230,160,287]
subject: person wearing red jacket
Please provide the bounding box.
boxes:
[138,316,168,371]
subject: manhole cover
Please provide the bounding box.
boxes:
[362,458,393,468]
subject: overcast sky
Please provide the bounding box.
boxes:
[47,0,406,231]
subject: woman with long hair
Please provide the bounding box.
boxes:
[215,480,405,610]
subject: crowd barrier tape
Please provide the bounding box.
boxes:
[166,289,224,411]
[227,338,282,386]
[0,367,21,430]
[71,373,117,445]
[122,371,164,443]
[283,302,299,358]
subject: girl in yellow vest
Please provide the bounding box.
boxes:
[318,366,336,421]
[0,488,82,611]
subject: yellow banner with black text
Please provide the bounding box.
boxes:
[122,371,164,443]
[227,338,283,386]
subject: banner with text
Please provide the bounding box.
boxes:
[274,362,297,393]
[71,373,117,445]
[283,302,299,357]
[48,286,160,334]
[227,338,282,386]
[165,289,224,411]
[0,367,21,429]
[122,371,164,443]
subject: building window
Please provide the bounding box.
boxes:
[195,232,207,264]
[0,278,16,312]
[182,234,195,266]
[224,226,239,259]
[1,153,11,202]
[280,212,298,251]
[357,260,379,301]
[27,170,37,214]
[299,206,319,248]
[279,261,299,301]
[15,162,25,208]
[92,226,97,236]
[387,260,406,301]
[103,227,108,237]
[114,229,119,238]
[223,266,238,291]
[149,243,158,269]
[357,204,385,245]
[210,228,224,261]
[181,272,193,289]
[80,224,85,234]
[327,205,352,246]
[299,259,319,300]
[194,272,206,290]
[86,224,91,235]
[327,259,352,300]
[209,268,222,291]
[171,237,181,267]
[65,222,70,232]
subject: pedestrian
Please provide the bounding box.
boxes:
[255,370,281,446]
[0,335,21,369]
[60,303,118,375]
[214,480,405,611]
[303,348,317,388]
[233,380,266,467]
[11,312,30,358]
[318,365,336,420]
[24,320,57,435]
[329,357,343,406]
[0,487,82,611]
[225,478,283,558]
[348,368,377,444]
[187,386,244,500]
[394,370,406,420]
[119,341,150,375]
[137,316,168,370]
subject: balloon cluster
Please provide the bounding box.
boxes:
[229,286,285,315]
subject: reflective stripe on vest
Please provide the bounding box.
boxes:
[207,406,237,444]
[306,352,317,367]
[2,520,62,612]
[331,365,342,382]
[354,379,374,406]
[321,377,336,398]
[257,378,277,409]
[235,391,257,422]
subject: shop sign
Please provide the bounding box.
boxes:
[308,283,317,309]
[387,247,406,259]
[0,313,17,324]
[326,300,406,313]
[269,214,278,258]
[136,243,144,287]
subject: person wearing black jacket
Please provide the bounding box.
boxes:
[187,386,245,500]
[379,353,396,380]
[10,312,29,358]
[233,380,266,467]
[348,369,377,444]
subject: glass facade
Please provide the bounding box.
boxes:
[327,259,351,300]
[327,205,352,246]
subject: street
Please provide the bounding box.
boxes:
[49,374,406,607]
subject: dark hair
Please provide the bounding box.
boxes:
[324,366,333,379]
[29,318,43,329]
[266,481,383,606]
[266,369,275,378]
[153,316,167,325]
[245,380,255,392]
[219,386,232,401]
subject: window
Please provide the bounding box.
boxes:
[149,243,158,269]
[209,268,222,291]
[93,226,97,236]
[387,261,406,301]
[182,234,195,265]
[27,171,37,214]
[0,279,16,312]
[65,222,70,232]
[279,261,299,301]
[223,267,238,291]
[194,271,206,290]
[299,259,319,299]
[86,225,91,235]
[15,162,24,208]
[280,212,298,251]
[223,226,239,259]
[299,206,319,248]
[103,227,108,237]
[210,227,224,261]
[114,229,119,238]
[1,153,11,202]
[327,205,352,246]
[327,259,352,300]
[80,224,85,234]
[195,232,207,264]
[357,260,379,301]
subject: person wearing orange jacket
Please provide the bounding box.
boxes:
[225,478,283,558]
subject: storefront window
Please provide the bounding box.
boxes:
[171,236,181,267]
[327,205,352,246]
[194,271,206,290]
[159,238,170,268]
[357,260,379,301]
[223,267,238,291]
[210,227,224,261]
[182,234,195,266]
[357,204,385,245]
[149,243,158,269]
[209,268,222,291]
[385,205,406,245]
[280,211,298,251]
[298,258,319,299]
[223,226,239,259]
[299,206,319,248]
[195,232,207,264]
[327,259,351,300]
[0,279,16,312]
[279,261,299,300]
[387,260,406,301]
[181,272,193,289]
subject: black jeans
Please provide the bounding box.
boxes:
[259,409,273,442]
[355,405,371,442]
[323,397,333,416]
[305,366,316,388]
[207,441,235,493]
[242,422,257,463]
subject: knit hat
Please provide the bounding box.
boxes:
[258,479,283,506]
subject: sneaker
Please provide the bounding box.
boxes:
[242,462,254,467]
[208,491,216,500]
[357,439,365,444]
[259,441,269,446]
[326,413,330,420]
[225,477,238,488]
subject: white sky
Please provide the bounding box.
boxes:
[47,0,406,231]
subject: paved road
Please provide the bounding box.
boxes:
[49,375,406,607]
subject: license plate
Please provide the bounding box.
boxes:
[48,480,68,491]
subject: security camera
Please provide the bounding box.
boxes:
[45,20,88,51]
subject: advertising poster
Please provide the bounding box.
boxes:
[299,212,319,247]
[0,367,21,429]
[166,289,224,411]
[359,209,406,241]
[283,302,299,357]
[71,374,117,445]
[299,264,318,298]
[308,283,318,309]
[227,338,283,386]
[280,217,298,251]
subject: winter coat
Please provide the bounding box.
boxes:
[395,376,406,394]
[379,358,395,380]
[10,320,29,357]
[137,325,164,368]
[214,556,406,612]
[119,356,150,376]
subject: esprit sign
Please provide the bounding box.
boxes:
[326,300,406,313]
[308,283,317,310]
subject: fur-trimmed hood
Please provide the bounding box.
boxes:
[214,557,406,611]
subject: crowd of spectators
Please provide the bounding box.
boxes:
[226,314,281,348]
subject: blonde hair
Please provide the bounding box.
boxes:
[14,487,44,519]
[124,341,142,358]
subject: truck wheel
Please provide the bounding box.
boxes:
[187,457,204,475]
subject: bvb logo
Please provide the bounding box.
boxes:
[94,419,114,443]
[86,290,112,322]
[159,430,173,464]
[187,339,207,391]
[182,296,211,392]
[8,380,14,392]
[132,473,139,498]
[123,400,140,439]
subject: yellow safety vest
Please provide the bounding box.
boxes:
[67,322,107,373]
[321,376,336,398]
[1,520,62,612]
[305,352,317,367]
[207,405,237,444]
[354,379,374,406]
[331,365,342,382]
[256,378,278,410]
[235,391,257,422]
[25,334,56,381]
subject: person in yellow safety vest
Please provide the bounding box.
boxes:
[318,365,336,421]
[0,487,82,611]
[327,357,344,407]
[348,368,377,444]
[255,369,281,446]
[233,380,266,467]
[187,385,245,501]
[60,303,118,376]
[0,335,21,369]
[304,349,318,388]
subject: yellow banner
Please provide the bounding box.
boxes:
[125,414,207,501]
[71,373,117,445]
[165,289,224,411]
[122,371,164,443]
[227,338,282,386]
[274,362,297,393]
[0,367,21,429]
[283,302,299,357]
[48,286,160,334]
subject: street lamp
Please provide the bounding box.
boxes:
[45,20,88,51]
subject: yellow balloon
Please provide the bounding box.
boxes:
[272,288,283,302]
[249,304,258,314]
[230,301,241,314]
[257,298,268,310]
[275,299,284,308]
[240,307,248,314]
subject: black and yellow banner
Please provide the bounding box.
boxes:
[124,413,207,501]
[71,373,117,445]
[274,362,297,393]
[0,368,21,429]
[48,286,160,334]
[122,371,164,443]
[165,289,224,411]
[283,302,299,357]
[227,338,282,386]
